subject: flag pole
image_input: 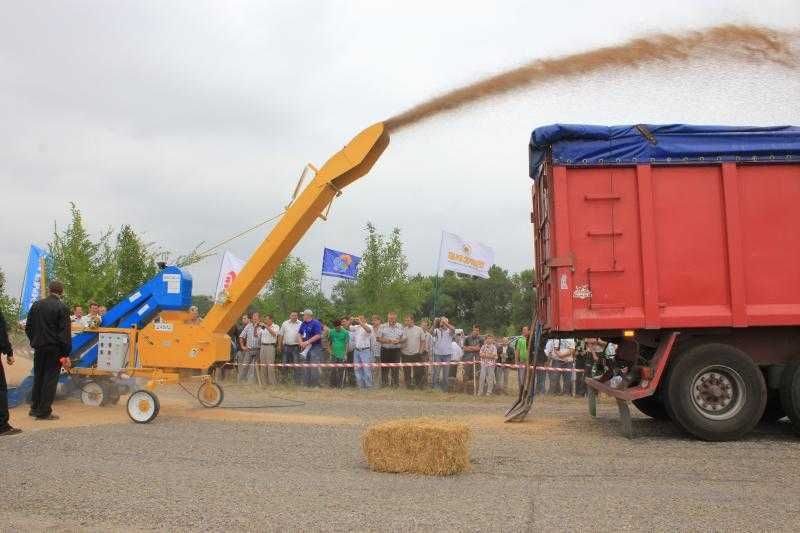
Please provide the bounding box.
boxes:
[432,231,445,320]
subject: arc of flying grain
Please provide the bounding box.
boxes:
[385,24,798,133]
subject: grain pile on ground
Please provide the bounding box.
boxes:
[361,418,471,476]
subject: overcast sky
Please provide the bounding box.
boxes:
[1,1,799,298]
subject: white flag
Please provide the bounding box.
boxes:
[215,251,246,300]
[438,231,494,279]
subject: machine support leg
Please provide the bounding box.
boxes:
[588,389,597,417]
[616,399,633,438]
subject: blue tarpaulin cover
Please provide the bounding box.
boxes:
[529,124,800,177]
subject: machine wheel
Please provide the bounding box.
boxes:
[761,389,786,423]
[80,381,105,407]
[197,382,224,408]
[666,343,766,441]
[632,395,670,420]
[779,361,800,435]
[127,390,160,424]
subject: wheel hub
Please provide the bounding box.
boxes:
[691,366,745,420]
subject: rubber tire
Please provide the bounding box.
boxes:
[80,380,104,407]
[126,390,160,424]
[666,343,766,441]
[197,382,224,408]
[779,361,800,435]
[761,389,786,423]
[632,395,670,420]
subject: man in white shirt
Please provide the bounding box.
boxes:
[258,314,279,386]
[349,315,374,389]
[79,302,101,328]
[377,312,404,388]
[544,338,576,395]
[401,315,426,389]
[369,315,382,386]
[238,311,262,384]
[432,317,456,392]
[278,311,302,384]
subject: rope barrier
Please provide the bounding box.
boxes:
[221,360,584,372]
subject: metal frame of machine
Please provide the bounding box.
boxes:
[59,123,390,422]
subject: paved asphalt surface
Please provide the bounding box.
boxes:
[1,383,799,532]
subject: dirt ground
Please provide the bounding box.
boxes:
[2,355,799,532]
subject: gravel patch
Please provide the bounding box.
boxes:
[1,386,799,531]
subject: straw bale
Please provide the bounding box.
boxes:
[361,418,471,476]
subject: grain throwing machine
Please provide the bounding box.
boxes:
[64,123,389,422]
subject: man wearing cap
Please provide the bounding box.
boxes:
[299,309,324,387]
[25,280,72,420]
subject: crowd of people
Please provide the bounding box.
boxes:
[0,281,617,437]
[221,308,605,397]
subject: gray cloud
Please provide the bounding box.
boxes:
[1,1,799,299]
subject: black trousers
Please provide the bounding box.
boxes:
[381,348,401,387]
[0,361,9,429]
[31,346,62,417]
[402,352,426,389]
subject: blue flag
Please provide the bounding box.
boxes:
[321,248,361,280]
[19,244,50,321]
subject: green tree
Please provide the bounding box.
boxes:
[253,256,328,321]
[331,222,423,317]
[510,269,536,335]
[49,203,105,308]
[0,268,18,324]
[49,203,161,308]
[112,224,158,300]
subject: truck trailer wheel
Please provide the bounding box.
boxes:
[779,361,800,435]
[632,395,670,420]
[665,344,766,441]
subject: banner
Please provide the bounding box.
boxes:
[214,251,246,301]
[438,231,494,279]
[19,244,49,321]
[321,248,361,280]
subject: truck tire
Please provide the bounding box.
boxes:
[779,361,800,435]
[665,343,766,441]
[632,395,670,420]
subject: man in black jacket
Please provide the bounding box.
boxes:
[0,308,21,435]
[25,280,72,420]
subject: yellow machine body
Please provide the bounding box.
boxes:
[137,311,231,370]
[69,123,389,405]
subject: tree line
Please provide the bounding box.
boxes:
[3,205,535,336]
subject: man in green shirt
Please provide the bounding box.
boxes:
[328,319,350,388]
[514,326,530,389]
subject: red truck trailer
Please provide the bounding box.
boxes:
[528,124,800,441]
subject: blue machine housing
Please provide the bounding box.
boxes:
[8,266,194,407]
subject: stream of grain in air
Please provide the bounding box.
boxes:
[384,25,798,133]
